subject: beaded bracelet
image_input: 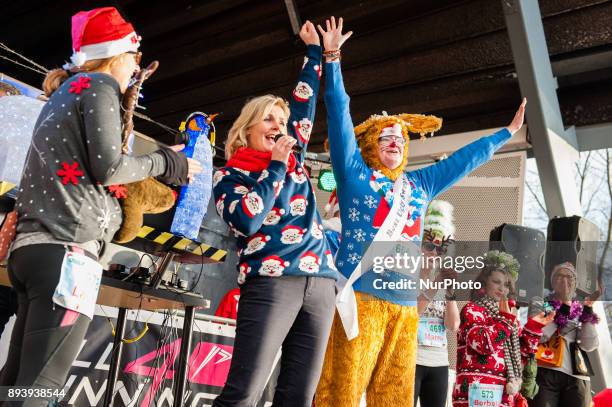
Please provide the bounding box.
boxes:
[323,49,341,61]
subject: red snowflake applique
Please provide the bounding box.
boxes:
[69,76,91,95]
[57,162,84,185]
[108,185,128,199]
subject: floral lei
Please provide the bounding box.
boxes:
[548,298,599,329]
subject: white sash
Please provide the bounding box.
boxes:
[336,174,417,340]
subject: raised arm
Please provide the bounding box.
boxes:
[287,21,322,161]
[414,98,527,198]
[318,17,360,180]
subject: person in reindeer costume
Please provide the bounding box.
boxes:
[315,17,528,407]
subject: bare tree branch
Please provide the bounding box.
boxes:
[578,151,592,205]
[525,181,547,215]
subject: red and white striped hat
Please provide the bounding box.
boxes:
[65,7,141,69]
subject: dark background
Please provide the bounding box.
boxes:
[2,0,612,155]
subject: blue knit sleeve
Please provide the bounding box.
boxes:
[324,61,362,180]
[288,45,322,162]
[412,128,513,198]
[212,161,286,236]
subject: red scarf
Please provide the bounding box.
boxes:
[226,147,297,173]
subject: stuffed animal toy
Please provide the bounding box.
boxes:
[112,61,177,243]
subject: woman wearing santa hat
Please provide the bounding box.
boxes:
[211,20,337,407]
[0,6,200,400]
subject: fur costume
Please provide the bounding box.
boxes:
[317,293,418,407]
[355,113,442,180]
[316,61,515,406]
[113,179,176,243]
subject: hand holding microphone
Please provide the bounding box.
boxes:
[271,135,298,165]
[274,133,303,154]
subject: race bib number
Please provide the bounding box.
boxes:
[468,382,503,407]
[52,250,102,320]
[417,317,447,347]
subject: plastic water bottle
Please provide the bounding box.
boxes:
[170,113,214,240]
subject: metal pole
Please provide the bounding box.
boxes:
[103,307,128,407]
[502,0,582,217]
[173,305,195,407]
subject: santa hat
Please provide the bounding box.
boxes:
[290,195,306,204]
[65,7,141,69]
[248,233,271,243]
[324,189,339,217]
[423,200,455,244]
[300,251,320,263]
[272,207,285,216]
[262,255,289,267]
[282,225,305,234]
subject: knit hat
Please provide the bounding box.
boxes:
[550,261,577,286]
[354,112,442,180]
[65,7,140,69]
[423,200,455,245]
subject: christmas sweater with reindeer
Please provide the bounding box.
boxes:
[325,61,513,305]
[15,73,168,244]
[212,45,338,283]
[452,302,544,407]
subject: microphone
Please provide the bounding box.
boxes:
[274,133,303,154]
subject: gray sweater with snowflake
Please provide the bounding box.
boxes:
[15,72,167,244]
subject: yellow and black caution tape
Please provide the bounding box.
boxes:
[0,182,16,197]
[136,225,227,263]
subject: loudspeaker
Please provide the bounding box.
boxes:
[546,216,600,297]
[489,223,545,305]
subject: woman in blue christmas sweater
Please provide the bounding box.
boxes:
[211,21,337,407]
[315,17,527,407]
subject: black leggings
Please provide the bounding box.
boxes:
[414,364,449,407]
[213,276,335,407]
[529,368,592,407]
[0,244,92,407]
[0,286,18,337]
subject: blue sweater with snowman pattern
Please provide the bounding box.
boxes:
[325,61,513,306]
[213,45,338,284]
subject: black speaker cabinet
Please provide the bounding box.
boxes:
[546,216,600,297]
[489,224,546,305]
